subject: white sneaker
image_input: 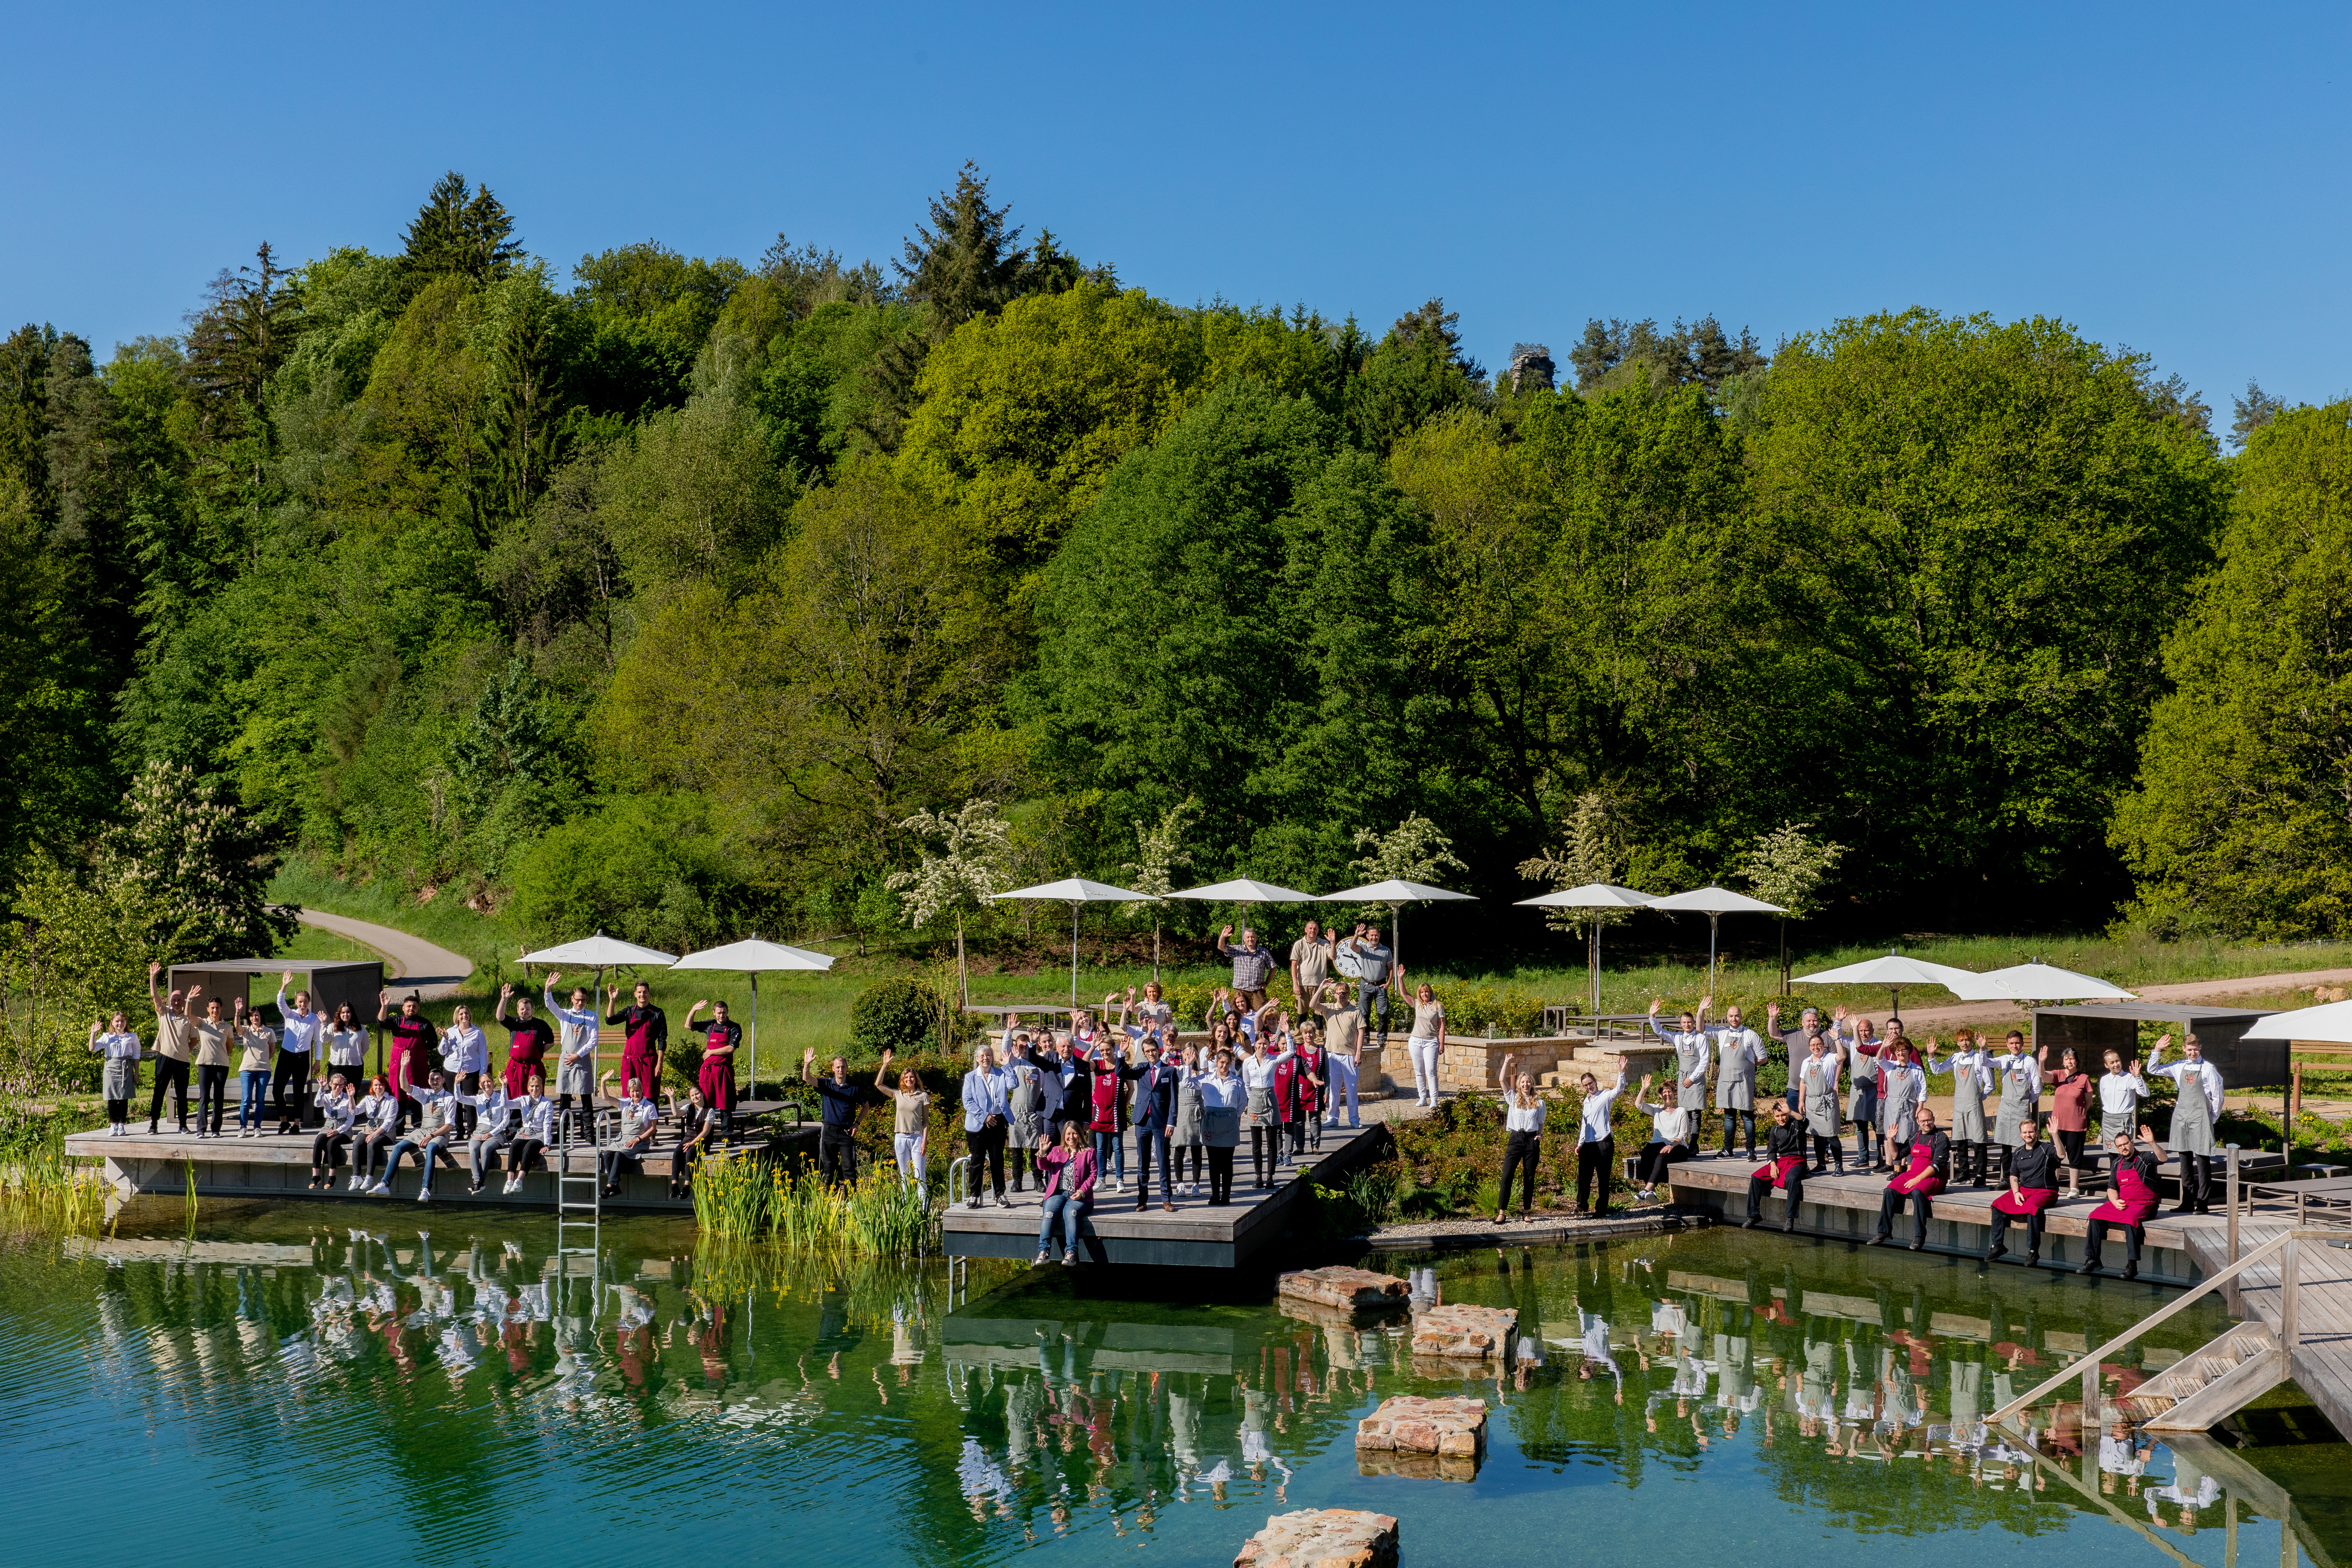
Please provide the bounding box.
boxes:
[368,1183,390,1197]
[417,1190,434,1203]
[347,1176,363,1191]
[1034,1250,1051,1266]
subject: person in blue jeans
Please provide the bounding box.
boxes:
[371,1070,459,1202]
[1033,1123,1097,1267]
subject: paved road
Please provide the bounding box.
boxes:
[297,909,473,1000]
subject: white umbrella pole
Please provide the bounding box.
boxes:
[748,971,758,1100]
[1709,913,1720,997]
[1070,904,1080,1013]
[1589,919,1599,1018]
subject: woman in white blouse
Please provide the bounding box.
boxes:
[1402,979,1446,1108]
[320,1002,369,1085]
[1492,1052,1547,1223]
[88,1012,143,1135]
[440,1003,490,1137]
[307,1074,357,1188]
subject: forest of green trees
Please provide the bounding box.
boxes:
[4,163,2348,976]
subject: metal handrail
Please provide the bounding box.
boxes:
[1989,1226,2332,1425]
[946,1155,970,1208]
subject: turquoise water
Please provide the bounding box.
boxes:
[0,1205,2331,1567]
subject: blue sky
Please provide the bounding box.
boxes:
[7,1,2347,421]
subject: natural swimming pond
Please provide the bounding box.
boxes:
[1,1206,2339,1568]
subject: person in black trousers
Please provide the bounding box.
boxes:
[1869,1105,1950,1251]
[1571,1068,1625,1217]
[1986,1118,2062,1267]
[1492,1054,1547,1224]
[1126,1035,1182,1212]
[802,1048,865,1190]
[1745,1101,1811,1231]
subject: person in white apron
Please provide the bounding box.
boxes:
[2146,1032,2222,1213]
[1647,1000,1712,1122]
[1927,1029,1995,1186]
[1988,1037,2042,1187]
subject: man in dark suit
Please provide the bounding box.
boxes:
[1125,1033,1183,1213]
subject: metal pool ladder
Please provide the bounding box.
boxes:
[555,1104,603,1268]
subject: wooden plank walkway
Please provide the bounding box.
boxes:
[2178,1218,2352,1443]
[939,1124,1385,1268]
[63,1124,814,1213]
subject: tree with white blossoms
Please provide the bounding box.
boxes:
[1121,797,1198,980]
[886,798,1013,1008]
[1515,792,1635,937]
[1734,821,1846,991]
[1347,813,1469,969]
[99,760,295,962]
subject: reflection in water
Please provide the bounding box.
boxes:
[1,1216,2335,1567]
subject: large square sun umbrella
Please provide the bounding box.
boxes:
[1789,953,1998,1020]
[1516,884,1660,1015]
[520,931,679,1094]
[669,937,836,1095]
[1647,886,1784,997]
[1973,961,2137,1002]
[2242,998,2352,1044]
[992,878,1158,1012]
[1316,878,1475,976]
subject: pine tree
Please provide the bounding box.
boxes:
[0,323,58,513]
[399,171,524,289]
[183,242,301,428]
[2230,377,2290,449]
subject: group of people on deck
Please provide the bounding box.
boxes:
[100,966,752,1202]
[1616,999,2223,1279]
[925,975,1383,1267]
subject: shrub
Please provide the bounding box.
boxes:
[849,977,942,1058]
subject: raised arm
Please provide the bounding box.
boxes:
[874,1048,896,1094]
[147,960,169,1018]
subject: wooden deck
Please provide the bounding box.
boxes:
[64,1124,814,1212]
[1663,1155,2216,1284]
[939,1124,1386,1268]
[1663,1151,2352,1442]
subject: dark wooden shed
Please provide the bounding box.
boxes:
[2032,1002,2289,1090]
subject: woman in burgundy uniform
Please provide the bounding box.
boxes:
[2081,1123,2166,1279]
[683,999,742,1136]
[1869,1104,1949,1250]
[496,983,555,1097]
[1743,1100,1810,1231]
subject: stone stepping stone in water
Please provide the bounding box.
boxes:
[1408,1302,1517,1359]
[1233,1508,1400,1568]
[1278,1265,1411,1314]
[1356,1394,1487,1480]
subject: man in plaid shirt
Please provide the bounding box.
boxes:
[1216,925,1276,1009]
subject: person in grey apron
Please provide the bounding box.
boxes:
[2146,1032,2219,1212]
[1928,1029,1994,1185]
[1173,1043,1207,1196]
[1837,1014,1884,1169]
[1647,1001,1712,1123]
[1706,1004,1767,1159]
[1766,1001,1824,1115]
[1877,1040,1927,1164]
[1005,1043,1047,1193]
[1796,1033,1843,1172]
[89,1012,144,1134]
[2093,1047,2150,1180]
[1988,1041,2041,1187]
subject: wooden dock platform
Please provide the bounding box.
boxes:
[940,1124,1385,1268]
[64,1124,815,1212]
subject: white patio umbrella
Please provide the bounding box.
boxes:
[992,878,1158,1012]
[2242,998,2352,1044]
[1974,961,2137,1002]
[669,937,836,1096]
[519,931,679,1091]
[1516,884,1660,1015]
[1649,886,1785,996]
[1317,878,1475,974]
[1790,953,1999,1020]
[1162,877,1320,985]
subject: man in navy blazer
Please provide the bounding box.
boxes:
[1124,1033,1183,1212]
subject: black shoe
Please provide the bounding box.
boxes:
[2078,1258,2099,1275]
[1985,1244,2007,1263]
[2122,1262,2139,1280]
[2171,1204,2195,1215]
[1865,1233,1888,1246]
[1908,1239,1925,1251]
[2024,1253,2040,1269]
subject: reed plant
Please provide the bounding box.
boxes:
[691,1151,938,1257]
[0,1108,106,1234]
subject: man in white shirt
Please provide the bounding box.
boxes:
[1309,979,1364,1128]
[273,971,325,1136]
[1573,1068,1626,1217]
[1704,1002,1769,1159]
[544,974,602,1143]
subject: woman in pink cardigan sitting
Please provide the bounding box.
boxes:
[1033,1121,1097,1267]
